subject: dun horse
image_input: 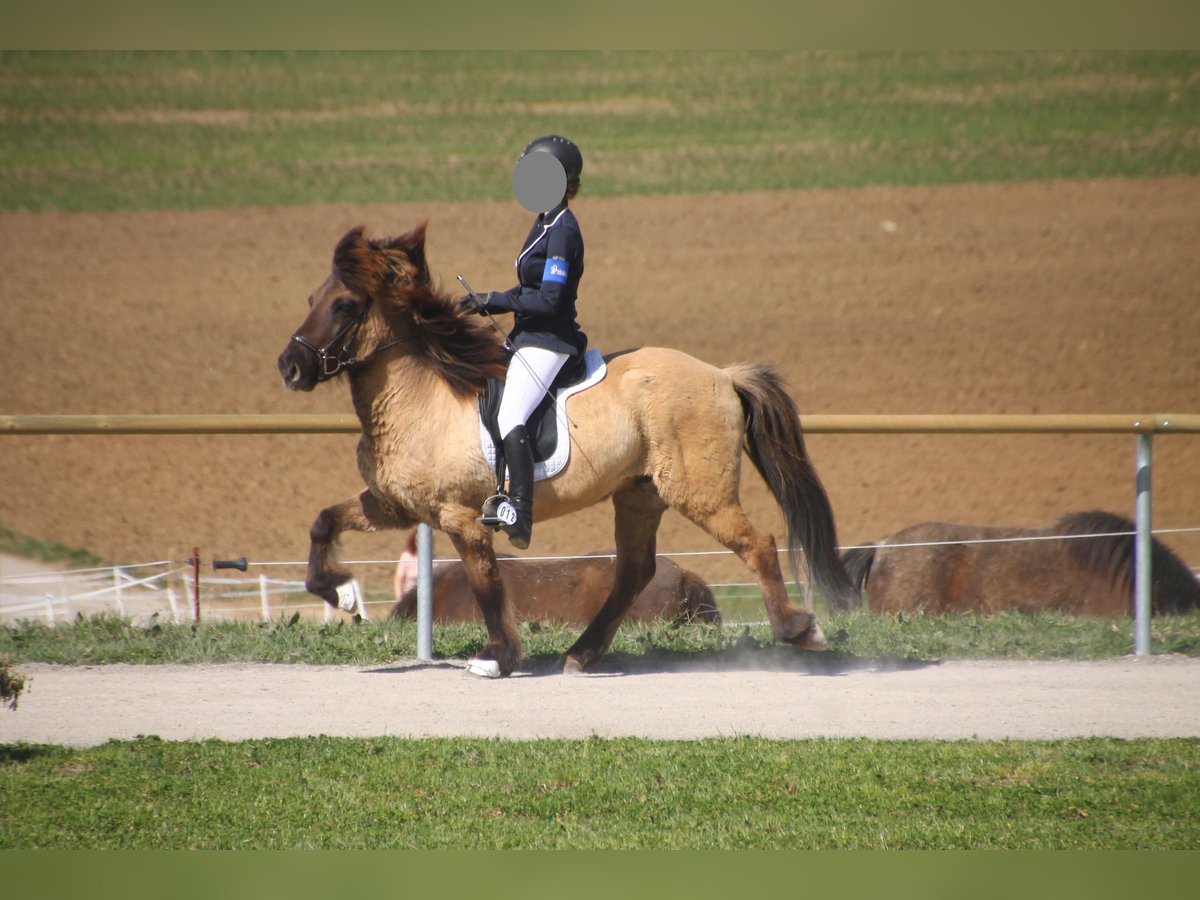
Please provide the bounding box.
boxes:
[277,224,855,676]
[842,510,1200,616]
[391,553,720,626]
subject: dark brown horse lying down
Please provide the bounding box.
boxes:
[842,510,1200,616]
[391,553,720,626]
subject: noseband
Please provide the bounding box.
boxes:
[290,297,375,381]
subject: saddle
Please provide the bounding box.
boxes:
[477,348,606,486]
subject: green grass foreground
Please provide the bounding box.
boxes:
[4,609,1200,665]
[2,735,1197,849]
[2,50,1197,212]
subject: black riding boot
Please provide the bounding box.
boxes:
[501,425,535,550]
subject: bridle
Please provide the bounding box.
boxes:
[289,296,375,381]
[290,296,411,382]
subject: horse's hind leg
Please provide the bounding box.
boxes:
[307,490,413,611]
[563,481,668,673]
[698,505,826,649]
[445,518,522,677]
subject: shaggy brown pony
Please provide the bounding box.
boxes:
[842,510,1200,616]
[277,224,855,676]
[390,553,720,626]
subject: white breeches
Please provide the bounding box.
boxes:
[497,346,570,438]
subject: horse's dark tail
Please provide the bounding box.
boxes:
[840,545,877,599]
[1058,510,1200,614]
[728,362,859,611]
[678,569,722,624]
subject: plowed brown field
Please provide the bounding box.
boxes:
[3,178,1198,592]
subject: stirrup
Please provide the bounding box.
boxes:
[499,500,532,550]
[478,493,518,530]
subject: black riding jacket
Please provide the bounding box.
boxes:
[484,202,587,357]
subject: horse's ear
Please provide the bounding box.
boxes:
[333,225,388,297]
[333,223,431,298]
[387,221,431,286]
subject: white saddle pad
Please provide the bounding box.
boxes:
[479,347,607,482]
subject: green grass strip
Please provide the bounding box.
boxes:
[3,610,1199,665]
[2,50,1198,212]
[0,526,102,569]
[2,735,1197,848]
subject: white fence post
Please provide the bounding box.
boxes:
[259,573,271,622]
[1134,433,1153,656]
[59,573,69,620]
[113,566,125,617]
[416,523,434,661]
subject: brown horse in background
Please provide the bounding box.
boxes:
[277,224,855,676]
[842,510,1200,616]
[391,553,720,626]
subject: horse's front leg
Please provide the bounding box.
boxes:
[445,517,521,677]
[307,490,413,611]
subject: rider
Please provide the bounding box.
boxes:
[462,135,588,550]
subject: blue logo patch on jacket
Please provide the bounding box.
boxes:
[543,256,569,285]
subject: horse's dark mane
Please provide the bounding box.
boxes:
[334,225,508,398]
[384,281,508,398]
[1056,510,1200,613]
[1056,511,1136,590]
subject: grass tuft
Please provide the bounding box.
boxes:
[0,654,26,710]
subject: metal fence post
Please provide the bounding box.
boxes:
[1134,434,1153,656]
[416,523,434,661]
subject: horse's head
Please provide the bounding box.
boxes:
[278,224,431,391]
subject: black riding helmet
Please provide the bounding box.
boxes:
[521,135,583,185]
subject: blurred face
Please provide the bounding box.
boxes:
[512,150,567,212]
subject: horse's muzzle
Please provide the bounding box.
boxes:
[277,343,317,392]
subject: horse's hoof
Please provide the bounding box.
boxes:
[335,579,363,613]
[778,612,828,650]
[799,623,828,651]
[465,659,502,679]
[776,610,815,642]
[561,656,586,676]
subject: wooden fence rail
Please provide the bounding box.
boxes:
[3,411,1198,656]
[4,412,1200,436]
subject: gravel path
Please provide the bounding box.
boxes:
[4,656,1199,746]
